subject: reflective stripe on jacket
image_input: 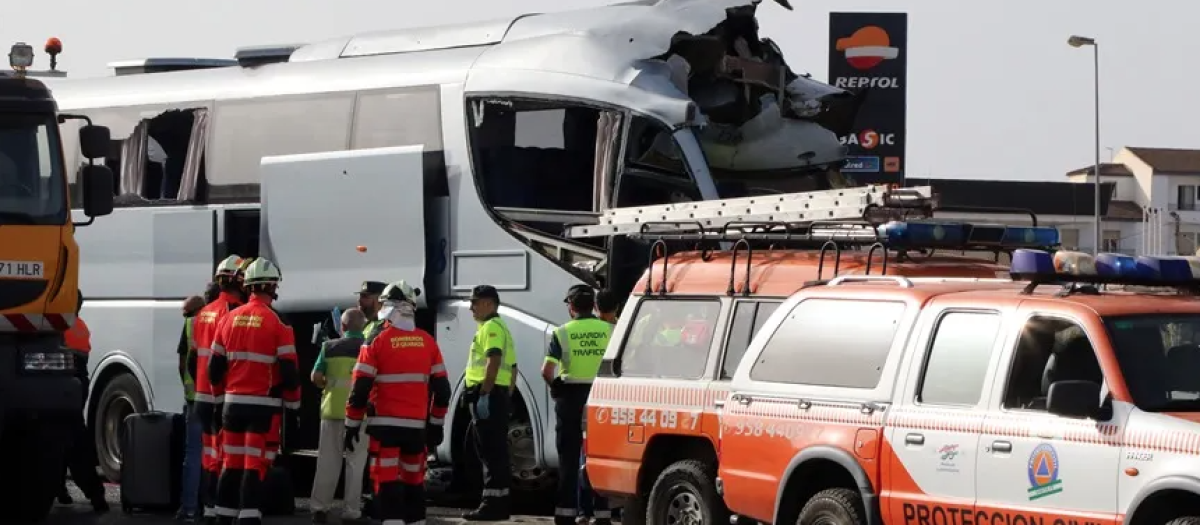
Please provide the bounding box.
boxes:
[319,334,363,419]
[211,296,299,408]
[183,317,197,401]
[192,292,242,403]
[552,317,611,384]
[346,323,449,429]
[464,315,516,387]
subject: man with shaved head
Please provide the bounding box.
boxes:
[310,307,371,523]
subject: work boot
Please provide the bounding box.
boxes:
[311,510,327,524]
[463,505,511,521]
[90,495,110,514]
[56,486,73,505]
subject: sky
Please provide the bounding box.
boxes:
[12,0,1189,181]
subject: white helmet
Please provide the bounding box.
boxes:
[380,280,420,305]
[214,255,243,279]
[378,280,420,321]
[243,258,282,285]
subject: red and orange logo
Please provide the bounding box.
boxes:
[835,26,900,70]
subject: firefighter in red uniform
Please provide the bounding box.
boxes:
[208,258,300,525]
[191,255,247,524]
[345,280,450,525]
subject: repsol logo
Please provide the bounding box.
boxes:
[903,504,1102,525]
[569,331,607,348]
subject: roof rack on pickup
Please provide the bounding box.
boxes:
[635,208,1059,296]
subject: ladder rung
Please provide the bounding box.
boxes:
[566,186,933,238]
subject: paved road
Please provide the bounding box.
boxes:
[47,483,556,525]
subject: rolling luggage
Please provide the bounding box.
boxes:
[119,411,184,514]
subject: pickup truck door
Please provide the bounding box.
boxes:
[883,308,1005,524]
[976,312,1120,525]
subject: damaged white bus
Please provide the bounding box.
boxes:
[50,0,867,493]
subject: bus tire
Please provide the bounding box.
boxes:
[93,373,147,482]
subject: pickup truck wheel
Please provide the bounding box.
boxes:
[94,373,148,482]
[1166,518,1200,525]
[797,488,865,525]
[646,460,728,525]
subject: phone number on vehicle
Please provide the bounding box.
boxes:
[592,407,700,430]
[723,418,813,440]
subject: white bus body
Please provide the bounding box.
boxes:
[52,0,856,491]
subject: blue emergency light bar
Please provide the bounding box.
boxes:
[1010,249,1200,288]
[875,221,1060,250]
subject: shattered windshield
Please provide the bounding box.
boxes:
[0,113,66,225]
[1107,314,1200,411]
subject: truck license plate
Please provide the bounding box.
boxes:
[0,260,44,279]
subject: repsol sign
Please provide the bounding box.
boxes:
[903,504,1102,525]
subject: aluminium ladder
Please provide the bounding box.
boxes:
[564,185,935,238]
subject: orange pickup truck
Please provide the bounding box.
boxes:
[586,220,1200,525]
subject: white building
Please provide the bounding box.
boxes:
[908,146,1200,256]
[1062,147,1200,256]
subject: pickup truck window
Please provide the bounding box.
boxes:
[1002,317,1103,411]
[720,300,781,379]
[749,299,905,388]
[619,298,721,379]
[917,311,1002,406]
[1107,314,1200,412]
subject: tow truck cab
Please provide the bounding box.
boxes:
[0,40,114,522]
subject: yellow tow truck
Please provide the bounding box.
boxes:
[0,38,115,522]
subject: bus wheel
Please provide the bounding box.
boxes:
[509,420,552,492]
[93,373,147,481]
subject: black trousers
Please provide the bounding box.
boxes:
[368,426,427,525]
[554,385,609,525]
[215,404,274,525]
[466,386,512,512]
[64,410,105,500]
[194,400,223,520]
[63,363,104,502]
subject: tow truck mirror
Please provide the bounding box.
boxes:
[80,164,114,218]
[1046,380,1102,419]
[78,125,111,159]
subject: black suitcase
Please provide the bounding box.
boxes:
[119,411,184,513]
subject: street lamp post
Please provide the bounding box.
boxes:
[1069,34,1101,255]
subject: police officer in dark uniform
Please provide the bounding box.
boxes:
[542,285,612,525]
